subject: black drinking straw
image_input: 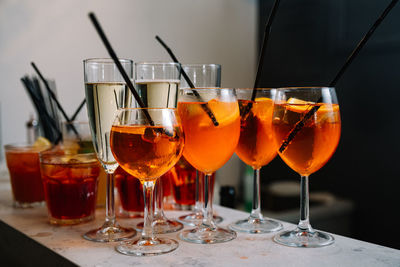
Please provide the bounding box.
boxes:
[241,0,281,118]
[21,77,62,143]
[155,35,219,126]
[88,12,154,125]
[31,62,72,123]
[279,0,399,153]
[31,62,81,139]
[70,98,86,122]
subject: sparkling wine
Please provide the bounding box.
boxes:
[85,82,132,169]
[136,80,180,108]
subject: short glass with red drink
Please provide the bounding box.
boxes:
[4,143,46,208]
[39,149,101,225]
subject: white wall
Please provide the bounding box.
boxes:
[0,0,257,188]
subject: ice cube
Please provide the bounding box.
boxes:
[142,128,161,143]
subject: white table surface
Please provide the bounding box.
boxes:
[0,172,399,267]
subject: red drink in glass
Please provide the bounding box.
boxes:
[40,150,100,225]
[115,166,144,217]
[4,144,45,208]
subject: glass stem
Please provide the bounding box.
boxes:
[298,175,313,232]
[194,170,202,213]
[249,168,263,220]
[154,177,164,219]
[202,173,216,229]
[142,180,155,240]
[105,171,116,226]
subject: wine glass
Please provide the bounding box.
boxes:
[134,62,183,233]
[111,108,184,256]
[178,88,240,244]
[229,88,283,233]
[271,87,341,247]
[82,58,136,242]
[177,64,223,226]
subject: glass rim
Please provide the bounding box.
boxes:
[179,87,233,90]
[276,86,335,90]
[235,88,275,91]
[117,107,177,111]
[135,61,180,66]
[83,58,133,64]
[39,149,97,157]
[4,143,49,152]
[182,63,221,68]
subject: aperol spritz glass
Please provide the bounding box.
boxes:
[134,62,183,234]
[272,87,341,247]
[111,108,184,256]
[229,88,283,234]
[177,64,222,226]
[178,88,240,244]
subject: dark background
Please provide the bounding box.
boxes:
[258,0,400,249]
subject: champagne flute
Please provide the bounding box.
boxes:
[178,88,240,244]
[272,87,341,247]
[111,108,184,256]
[177,64,223,226]
[134,62,183,233]
[83,58,136,242]
[229,88,283,233]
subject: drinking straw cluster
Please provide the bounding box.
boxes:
[20,63,87,144]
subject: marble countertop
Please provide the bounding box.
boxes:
[0,173,399,267]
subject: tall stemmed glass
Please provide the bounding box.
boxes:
[272,87,341,247]
[83,58,136,242]
[134,62,183,233]
[230,88,283,233]
[178,88,240,244]
[177,64,223,226]
[111,108,184,256]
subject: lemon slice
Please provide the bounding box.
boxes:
[33,137,52,149]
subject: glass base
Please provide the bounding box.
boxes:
[180,226,236,244]
[274,228,335,248]
[229,217,283,234]
[136,219,183,234]
[115,237,179,256]
[177,212,223,226]
[83,222,136,242]
[49,214,94,226]
[13,200,45,209]
[117,209,144,219]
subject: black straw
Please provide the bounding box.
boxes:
[21,77,62,144]
[329,0,399,87]
[88,12,154,125]
[70,98,86,122]
[31,62,81,139]
[242,0,281,117]
[31,62,71,123]
[279,0,399,153]
[155,35,219,126]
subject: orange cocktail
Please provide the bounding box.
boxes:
[230,89,282,234]
[272,102,341,176]
[178,100,240,174]
[110,108,184,256]
[271,87,341,248]
[236,98,277,169]
[111,125,183,181]
[178,88,240,244]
